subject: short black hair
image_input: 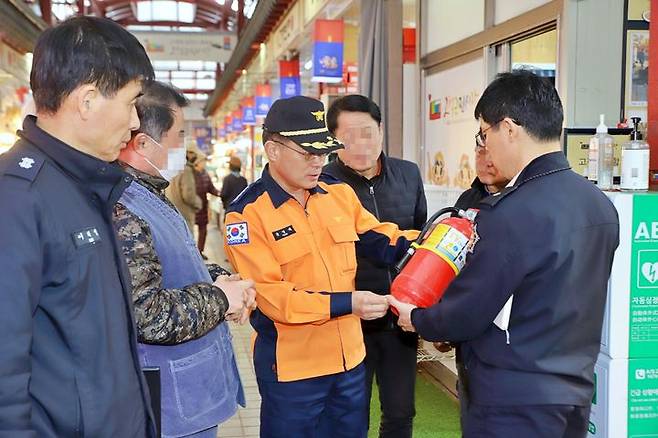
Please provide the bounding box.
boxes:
[31,16,154,114]
[262,130,286,146]
[474,70,563,142]
[326,94,382,133]
[135,81,189,141]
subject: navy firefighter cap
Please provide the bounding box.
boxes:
[263,96,345,154]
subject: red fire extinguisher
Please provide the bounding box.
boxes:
[391,207,477,310]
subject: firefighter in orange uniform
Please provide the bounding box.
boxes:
[224,96,419,438]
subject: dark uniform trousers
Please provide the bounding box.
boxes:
[457,361,591,438]
[460,401,591,438]
[257,363,368,438]
[364,329,418,438]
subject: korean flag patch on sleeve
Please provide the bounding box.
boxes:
[226,222,250,245]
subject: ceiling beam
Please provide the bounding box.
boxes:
[204,0,293,116]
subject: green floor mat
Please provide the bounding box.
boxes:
[369,370,462,438]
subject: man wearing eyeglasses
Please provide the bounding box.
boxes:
[389,71,619,437]
[223,95,419,438]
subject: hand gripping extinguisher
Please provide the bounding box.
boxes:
[391,207,477,310]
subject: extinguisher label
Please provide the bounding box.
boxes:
[420,224,470,273]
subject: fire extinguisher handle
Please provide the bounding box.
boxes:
[417,207,462,244]
[394,245,417,273]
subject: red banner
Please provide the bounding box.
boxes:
[403,28,416,64]
[314,19,344,43]
[256,83,271,97]
[279,59,300,78]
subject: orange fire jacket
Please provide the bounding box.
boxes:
[224,167,419,382]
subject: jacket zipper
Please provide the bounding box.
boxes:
[367,184,393,287]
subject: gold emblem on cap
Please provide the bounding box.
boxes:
[300,136,339,149]
[311,110,325,122]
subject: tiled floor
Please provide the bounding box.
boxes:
[205,224,261,438]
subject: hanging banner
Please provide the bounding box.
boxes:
[403,28,416,64]
[225,116,233,133]
[193,125,213,154]
[279,59,301,98]
[242,97,256,125]
[219,126,227,138]
[255,83,272,116]
[232,110,244,132]
[312,19,344,83]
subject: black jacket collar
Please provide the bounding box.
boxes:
[515,151,571,187]
[480,151,571,208]
[329,152,386,184]
[261,164,328,209]
[19,115,131,204]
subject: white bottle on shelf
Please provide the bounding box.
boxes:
[620,117,650,191]
[595,114,614,190]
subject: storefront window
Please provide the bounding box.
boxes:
[510,28,557,84]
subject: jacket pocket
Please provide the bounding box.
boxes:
[327,225,359,274]
[270,234,313,287]
[170,341,229,420]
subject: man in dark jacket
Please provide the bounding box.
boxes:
[220,156,248,216]
[193,154,220,258]
[390,71,619,437]
[324,95,426,438]
[0,17,156,437]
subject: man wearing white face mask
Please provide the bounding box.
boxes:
[113,81,256,438]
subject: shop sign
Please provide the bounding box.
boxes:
[630,195,658,357]
[0,43,28,82]
[312,20,344,82]
[131,31,236,62]
[272,2,302,58]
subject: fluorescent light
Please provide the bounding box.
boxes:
[178,2,195,23]
[231,0,238,12]
[136,1,195,23]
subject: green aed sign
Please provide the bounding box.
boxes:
[630,195,658,358]
[629,195,658,437]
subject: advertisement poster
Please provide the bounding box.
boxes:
[423,57,484,193]
[627,30,649,108]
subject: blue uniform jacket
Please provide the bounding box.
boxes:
[0,116,155,437]
[412,151,619,406]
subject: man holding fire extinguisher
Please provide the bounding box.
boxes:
[223,96,419,438]
[389,71,619,437]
